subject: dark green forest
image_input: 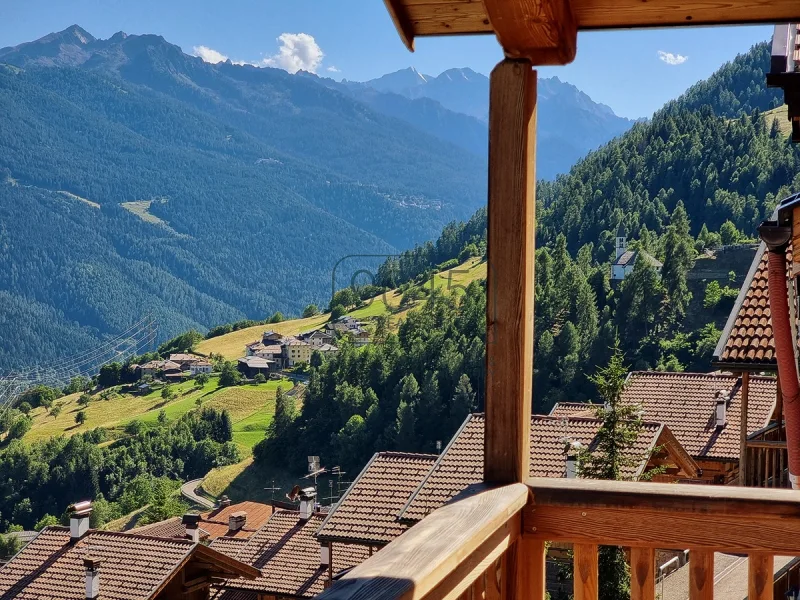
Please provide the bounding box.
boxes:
[0,30,489,371]
[254,41,800,477]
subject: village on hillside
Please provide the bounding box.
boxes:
[0,229,797,599]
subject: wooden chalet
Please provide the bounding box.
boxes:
[316,3,800,600]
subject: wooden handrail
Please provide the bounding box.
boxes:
[525,477,800,553]
[315,483,528,600]
[746,440,788,449]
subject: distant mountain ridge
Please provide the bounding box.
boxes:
[0,25,492,371]
[343,66,636,179]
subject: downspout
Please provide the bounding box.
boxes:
[758,221,800,489]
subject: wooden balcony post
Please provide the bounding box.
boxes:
[485,56,536,600]
[749,553,774,600]
[630,547,655,600]
[573,544,599,600]
[689,550,714,600]
[484,58,535,485]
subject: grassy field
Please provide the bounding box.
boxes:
[198,257,487,362]
[196,314,330,359]
[24,376,293,455]
[765,105,792,137]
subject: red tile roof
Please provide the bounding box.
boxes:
[316,452,437,546]
[0,527,257,600]
[621,371,776,461]
[209,537,250,558]
[219,511,370,598]
[714,244,797,369]
[399,413,663,522]
[549,402,598,418]
[131,501,273,541]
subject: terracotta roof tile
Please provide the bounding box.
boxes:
[316,452,437,545]
[621,371,775,461]
[0,527,216,600]
[209,537,250,559]
[549,402,598,418]
[400,414,661,522]
[220,511,370,598]
[131,501,273,541]
[714,244,798,368]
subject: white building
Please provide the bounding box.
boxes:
[611,229,662,281]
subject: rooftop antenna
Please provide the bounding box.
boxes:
[322,480,338,506]
[436,440,442,454]
[304,455,327,501]
[264,480,280,503]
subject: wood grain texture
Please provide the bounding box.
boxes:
[573,544,598,600]
[316,483,528,600]
[386,0,800,43]
[740,371,750,485]
[406,1,492,36]
[630,547,655,600]
[749,553,774,600]
[484,59,536,486]
[483,0,575,64]
[689,550,714,600]
[425,513,520,600]
[508,537,545,600]
[526,476,800,516]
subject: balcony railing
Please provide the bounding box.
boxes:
[317,478,800,600]
[743,440,789,488]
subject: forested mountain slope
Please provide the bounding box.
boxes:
[0,27,490,371]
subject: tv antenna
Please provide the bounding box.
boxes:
[264,480,280,502]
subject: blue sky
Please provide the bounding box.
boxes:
[1,0,772,119]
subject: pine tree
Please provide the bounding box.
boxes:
[577,342,648,600]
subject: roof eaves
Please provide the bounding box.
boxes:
[396,413,475,523]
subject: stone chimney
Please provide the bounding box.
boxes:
[84,556,101,600]
[68,501,92,541]
[182,513,202,543]
[229,511,247,532]
[715,391,728,428]
[219,495,231,509]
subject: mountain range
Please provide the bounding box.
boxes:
[0,25,638,371]
[339,67,635,179]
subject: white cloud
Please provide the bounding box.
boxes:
[657,50,688,66]
[262,33,324,74]
[327,65,341,73]
[193,45,229,64]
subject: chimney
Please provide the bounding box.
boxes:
[84,556,101,600]
[715,392,728,428]
[219,495,231,509]
[299,487,317,521]
[320,542,331,568]
[229,511,247,532]
[564,441,583,479]
[182,513,202,543]
[68,501,92,541]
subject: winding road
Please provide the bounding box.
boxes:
[180,478,215,509]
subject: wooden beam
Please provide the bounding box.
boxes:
[689,550,714,600]
[573,544,598,600]
[749,553,774,600]
[630,547,655,600]
[510,538,545,600]
[482,0,576,65]
[525,478,800,554]
[383,0,800,47]
[740,371,750,485]
[315,484,528,600]
[484,58,536,486]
